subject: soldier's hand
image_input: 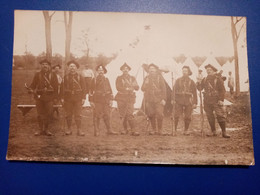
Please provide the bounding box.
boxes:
[109,100,113,107]
[192,104,197,109]
[218,100,224,106]
[160,99,166,106]
[82,99,85,105]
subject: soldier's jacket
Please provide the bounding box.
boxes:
[30,70,58,101]
[89,75,113,104]
[173,76,197,106]
[61,72,86,101]
[141,74,166,103]
[197,74,225,104]
[115,74,139,103]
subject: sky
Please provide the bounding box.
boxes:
[13,10,247,58]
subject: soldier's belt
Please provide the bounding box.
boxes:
[175,92,193,96]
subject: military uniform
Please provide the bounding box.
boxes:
[29,61,58,135]
[89,66,116,136]
[173,76,197,134]
[82,68,94,94]
[141,68,167,135]
[197,64,230,138]
[61,61,86,136]
[115,64,139,135]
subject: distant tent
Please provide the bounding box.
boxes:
[201,55,222,72]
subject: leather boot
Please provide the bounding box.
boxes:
[174,118,179,136]
[121,117,128,135]
[44,122,53,136]
[105,118,117,135]
[66,117,72,135]
[157,118,164,135]
[129,119,139,136]
[94,118,100,136]
[184,119,190,135]
[219,121,230,138]
[76,119,84,136]
[208,119,217,136]
[35,117,43,136]
[149,117,156,135]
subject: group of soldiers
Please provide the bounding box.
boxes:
[28,58,230,138]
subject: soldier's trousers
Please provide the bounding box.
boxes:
[174,104,193,121]
[64,100,82,129]
[93,102,111,130]
[204,103,226,133]
[146,102,164,131]
[117,100,135,130]
[36,100,53,130]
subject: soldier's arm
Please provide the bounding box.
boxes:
[160,76,167,101]
[51,72,59,99]
[80,75,87,99]
[217,78,226,101]
[115,76,124,92]
[132,77,139,91]
[29,72,38,90]
[141,76,148,92]
[191,80,198,105]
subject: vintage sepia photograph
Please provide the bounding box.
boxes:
[7,10,254,165]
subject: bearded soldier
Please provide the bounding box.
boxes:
[61,60,86,136]
[172,66,197,135]
[89,65,117,136]
[197,64,230,138]
[115,63,139,136]
[28,59,58,136]
[141,64,167,135]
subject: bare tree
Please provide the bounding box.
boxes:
[64,11,73,64]
[42,11,55,61]
[231,16,246,96]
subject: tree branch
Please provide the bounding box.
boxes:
[235,16,243,25]
[237,21,246,39]
[50,11,56,19]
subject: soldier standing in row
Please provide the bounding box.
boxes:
[115,63,140,136]
[29,59,58,136]
[61,60,86,136]
[89,65,117,136]
[197,64,230,138]
[141,64,167,135]
[172,66,197,135]
[52,64,62,117]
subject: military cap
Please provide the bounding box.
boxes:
[205,64,218,72]
[120,63,131,71]
[39,59,51,66]
[182,65,192,76]
[96,65,107,74]
[52,64,61,69]
[67,60,80,68]
[148,63,159,70]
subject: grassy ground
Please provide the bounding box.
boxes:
[6,69,254,165]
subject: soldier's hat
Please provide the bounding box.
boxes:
[67,60,80,68]
[39,59,51,66]
[205,64,218,72]
[198,69,203,72]
[120,63,131,71]
[96,64,107,74]
[52,64,61,69]
[182,65,192,76]
[148,63,159,70]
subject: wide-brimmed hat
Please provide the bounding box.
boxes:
[39,59,51,66]
[205,64,218,72]
[67,60,80,68]
[52,64,61,69]
[120,63,131,71]
[96,65,107,74]
[148,63,159,70]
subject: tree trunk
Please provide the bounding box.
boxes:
[231,16,240,96]
[42,11,52,62]
[64,11,73,65]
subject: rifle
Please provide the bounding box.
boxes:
[199,90,205,137]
